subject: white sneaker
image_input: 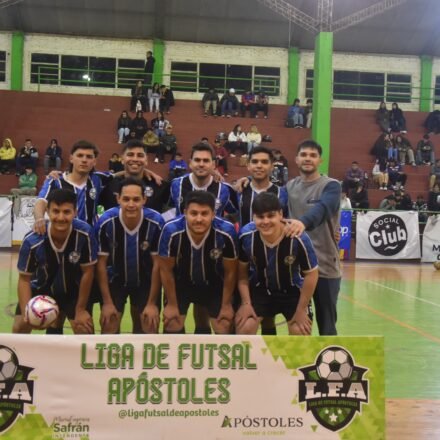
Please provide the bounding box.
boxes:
[230,154,236,158]
[154,158,159,163]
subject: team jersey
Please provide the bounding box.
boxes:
[238,182,288,226]
[96,207,164,288]
[38,171,112,226]
[158,216,238,286]
[17,218,97,297]
[170,174,238,216]
[239,223,318,291]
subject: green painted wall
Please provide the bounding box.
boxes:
[11,32,24,91]
[153,39,165,85]
[287,47,299,104]
[420,55,433,112]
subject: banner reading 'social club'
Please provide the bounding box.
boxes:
[0,335,384,440]
[356,210,420,259]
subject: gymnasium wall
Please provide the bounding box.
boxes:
[0,32,11,90]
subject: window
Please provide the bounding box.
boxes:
[31,53,59,84]
[61,55,88,87]
[89,57,115,88]
[334,71,384,102]
[386,74,411,103]
[435,76,440,105]
[305,69,314,99]
[254,66,280,96]
[118,59,145,89]
[0,51,5,82]
[226,65,252,94]
[170,62,197,92]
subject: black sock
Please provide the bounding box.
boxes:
[163,328,186,334]
[46,327,64,335]
[261,327,277,335]
[194,327,212,335]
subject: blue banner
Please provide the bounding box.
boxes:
[339,210,352,255]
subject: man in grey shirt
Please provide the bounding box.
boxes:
[286,140,341,335]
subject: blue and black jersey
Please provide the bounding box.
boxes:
[239,223,318,291]
[238,183,288,226]
[170,174,238,217]
[158,215,238,287]
[96,207,164,288]
[38,171,112,226]
[17,218,97,297]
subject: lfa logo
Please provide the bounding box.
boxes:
[368,214,407,256]
[298,346,369,432]
[0,345,34,433]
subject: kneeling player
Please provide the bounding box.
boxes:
[158,191,238,334]
[236,193,318,335]
[13,189,97,334]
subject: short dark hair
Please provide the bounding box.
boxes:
[47,189,77,208]
[123,139,146,153]
[70,140,99,157]
[248,146,274,162]
[252,192,282,215]
[118,177,145,195]
[297,139,322,156]
[184,190,216,211]
[190,142,215,159]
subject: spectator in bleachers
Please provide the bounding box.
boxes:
[387,158,407,190]
[342,161,365,192]
[371,132,393,162]
[213,138,228,177]
[108,153,124,173]
[255,90,269,119]
[43,138,62,174]
[220,88,239,117]
[413,194,428,222]
[144,50,155,87]
[350,181,369,210]
[151,111,169,137]
[389,102,407,133]
[424,110,440,135]
[0,138,16,174]
[304,98,313,128]
[131,111,149,140]
[246,124,262,153]
[11,165,37,198]
[16,139,38,175]
[117,110,132,144]
[225,124,247,157]
[272,150,289,186]
[379,194,397,210]
[430,159,440,189]
[143,129,160,155]
[130,80,147,112]
[149,83,161,113]
[286,98,304,128]
[428,183,440,212]
[340,190,352,210]
[372,158,389,190]
[202,88,220,117]
[155,124,177,163]
[416,134,435,165]
[240,90,256,118]
[376,101,390,133]
[394,189,412,210]
[168,151,188,180]
[395,135,416,166]
[159,85,174,114]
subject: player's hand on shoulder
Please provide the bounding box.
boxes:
[233,177,250,193]
[47,170,62,180]
[283,219,305,238]
[33,218,47,235]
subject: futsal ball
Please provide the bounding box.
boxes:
[434,261,440,271]
[316,347,353,381]
[25,295,59,329]
[0,346,18,381]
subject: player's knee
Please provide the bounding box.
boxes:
[235,318,259,335]
[212,319,232,335]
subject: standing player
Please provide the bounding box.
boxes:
[236,193,318,335]
[158,191,238,334]
[13,189,97,334]
[286,140,341,335]
[95,178,164,334]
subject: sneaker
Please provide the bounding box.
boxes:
[400,185,404,190]
[154,158,159,163]
[214,114,218,118]
[224,173,229,177]
[230,154,236,158]
[204,113,208,118]
[401,130,407,134]
[118,140,122,144]
[221,114,225,118]
[226,114,231,118]
[255,115,259,119]
[264,116,268,119]
[411,162,416,167]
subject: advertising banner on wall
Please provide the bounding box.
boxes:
[11,197,37,243]
[356,211,420,259]
[339,210,352,259]
[0,197,12,247]
[0,335,385,440]
[422,214,440,262]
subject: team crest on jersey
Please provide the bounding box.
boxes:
[215,198,221,211]
[68,251,81,264]
[140,241,150,251]
[210,248,223,260]
[284,255,296,265]
[89,187,97,200]
[145,186,154,198]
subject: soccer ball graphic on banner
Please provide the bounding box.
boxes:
[0,346,18,381]
[316,347,354,381]
[25,295,59,329]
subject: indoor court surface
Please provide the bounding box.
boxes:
[1,250,439,438]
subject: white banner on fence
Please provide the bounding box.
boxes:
[12,196,37,243]
[0,197,12,247]
[422,215,440,262]
[356,210,420,259]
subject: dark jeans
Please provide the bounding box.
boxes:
[225,141,247,155]
[313,277,340,336]
[388,172,407,186]
[240,103,256,117]
[255,103,268,117]
[157,144,176,162]
[0,159,15,173]
[390,117,406,132]
[221,101,238,116]
[16,156,37,174]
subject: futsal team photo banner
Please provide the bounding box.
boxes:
[421,214,440,262]
[356,210,421,259]
[0,335,385,440]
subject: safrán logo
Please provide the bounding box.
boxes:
[298,346,369,432]
[0,345,34,433]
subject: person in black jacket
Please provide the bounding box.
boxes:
[389,102,407,133]
[131,111,148,140]
[43,138,62,173]
[144,51,155,87]
[117,110,132,144]
[130,81,147,112]
[159,85,174,114]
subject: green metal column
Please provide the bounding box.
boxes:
[11,32,24,91]
[312,32,333,175]
[287,47,299,104]
[420,55,433,112]
[153,39,165,85]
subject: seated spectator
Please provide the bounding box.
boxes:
[117,110,132,144]
[350,181,369,209]
[430,159,440,189]
[272,150,288,186]
[255,90,269,119]
[131,111,148,140]
[389,102,407,133]
[213,138,228,176]
[387,159,407,190]
[148,82,161,113]
[11,165,37,207]
[395,135,416,166]
[43,138,62,174]
[240,90,256,117]
[202,88,220,117]
[16,139,38,175]
[416,134,435,165]
[143,128,160,154]
[225,124,247,157]
[340,190,352,210]
[379,194,397,210]
[428,183,440,212]
[304,98,313,128]
[376,101,390,133]
[220,88,239,117]
[155,124,177,163]
[394,189,412,210]
[151,111,169,137]
[130,80,147,112]
[413,194,428,222]
[246,124,262,153]
[372,158,389,190]
[0,137,16,174]
[108,153,124,173]
[371,132,393,162]
[168,151,188,180]
[286,98,304,128]
[159,85,174,114]
[342,161,365,192]
[425,110,440,135]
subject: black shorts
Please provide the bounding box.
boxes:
[250,285,313,322]
[109,279,158,313]
[175,283,223,318]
